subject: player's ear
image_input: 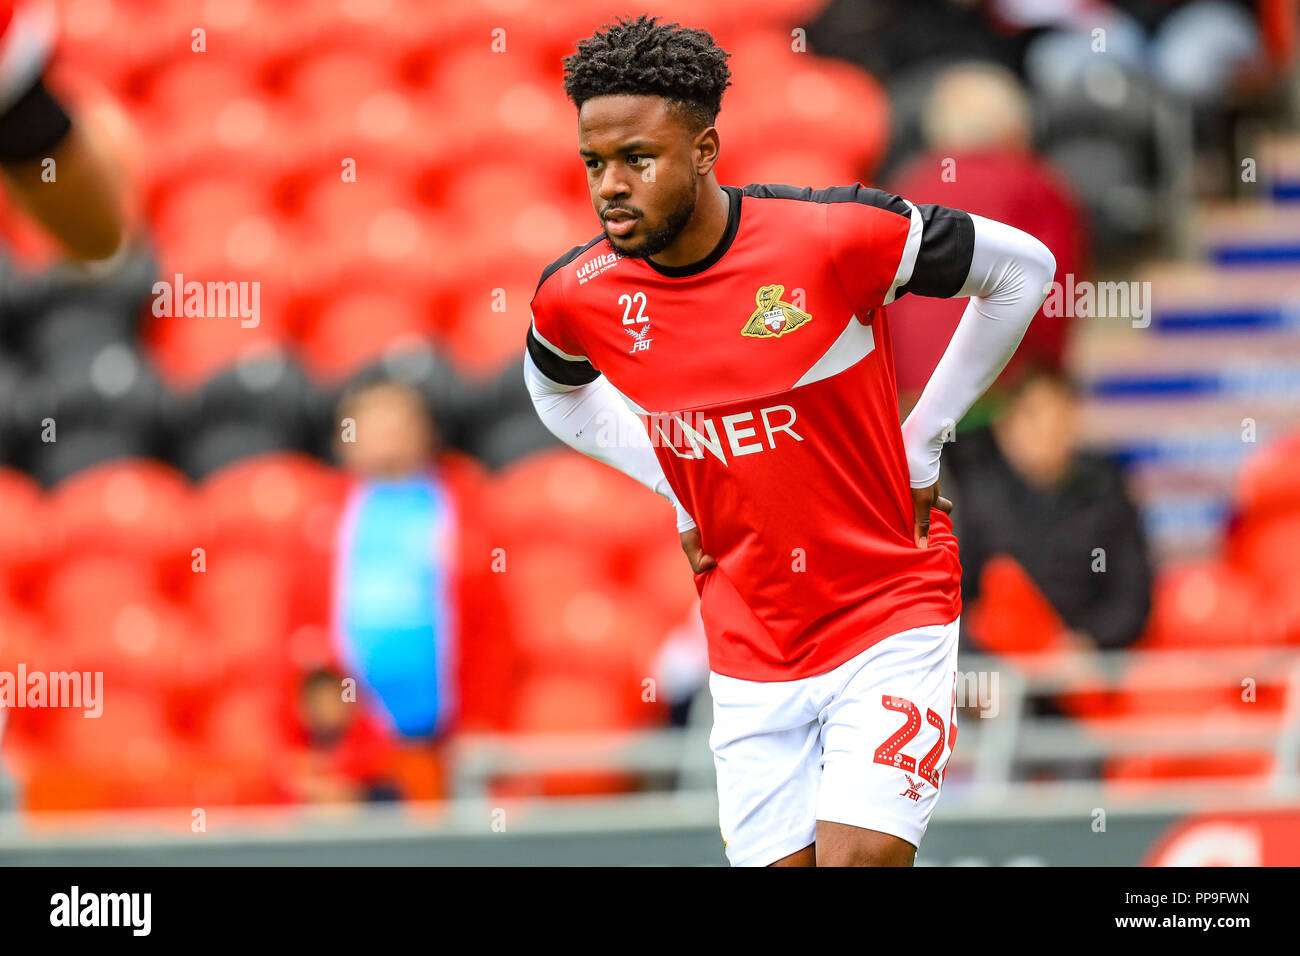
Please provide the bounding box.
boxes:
[693,125,720,176]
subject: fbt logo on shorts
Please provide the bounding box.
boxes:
[0,665,103,717]
[50,886,151,936]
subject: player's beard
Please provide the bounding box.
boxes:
[608,168,698,261]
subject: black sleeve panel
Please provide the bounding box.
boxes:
[895,203,976,300]
[526,325,600,386]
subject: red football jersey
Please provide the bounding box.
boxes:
[529,183,973,681]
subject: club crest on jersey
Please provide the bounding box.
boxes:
[741,284,812,338]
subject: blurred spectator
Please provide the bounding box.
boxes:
[886,62,1088,407]
[652,599,710,728]
[292,666,400,804]
[945,364,1153,779]
[946,363,1153,658]
[331,378,516,800]
[1016,0,1265,106]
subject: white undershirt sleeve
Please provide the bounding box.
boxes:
[899,213,1057,488]
[523,350,698,532]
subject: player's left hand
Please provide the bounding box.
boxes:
[911,480,953,549]
[680,527,717,574]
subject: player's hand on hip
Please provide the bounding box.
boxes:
[911,480,953,549]
[680,527,717,574]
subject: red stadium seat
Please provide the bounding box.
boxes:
[966,555,1119,719]
[0,603,53,746]
[148,168,279,267]
[48,458,194,594]
[195,453,345,631]
[283,47,405,120]
[504,672,641,796]
[1116,652,1251,717]
[1141,560,1277,648]
[147,310,294,391]
[196,688,295,806]
[1105,749,1274,788]
[297,285,437,383]
[196,452,345,555]
[1225,512,1300,643]
[1233,427,1300,524]
[966,554,1067,656]
[187,550,293,682]
[134,54,264,153]
[0,601,39,675]
[722,149,867,194]
[42,557,195,697]
[436,258,555,376]
[722,33,891,178]
[619,538,701,638]
[0,466,52,606]
[490,450,662,552]
[51,0,196,94]
[42,687,195,810]
[1098,648,1287,787]
[427,44,549,115]
[506,544,665,680]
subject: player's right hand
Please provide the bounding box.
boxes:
[680,527,717,574]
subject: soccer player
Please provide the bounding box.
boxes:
[524,15,1056,867]
[0,0,125,259]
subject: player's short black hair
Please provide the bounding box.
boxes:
[562,14,733,133]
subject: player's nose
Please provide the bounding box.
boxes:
[597,167,631,201]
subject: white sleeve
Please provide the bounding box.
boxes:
[523,350,698,532]
[899,213,1057,488]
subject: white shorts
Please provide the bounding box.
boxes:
[709,615,961,867]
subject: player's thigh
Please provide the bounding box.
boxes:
[709,670,820,868]
[816,616,961,859]
[816,820,916,867]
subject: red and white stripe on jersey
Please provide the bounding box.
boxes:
[528,182,974,681]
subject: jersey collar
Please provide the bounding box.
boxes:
[644,184,742,278]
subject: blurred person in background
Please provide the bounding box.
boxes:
[944,363,1152,745]
[653,598,710,728]
[331,378,516,802]
[292,667,401,804]
[887,62,1088,415]
[0,0,127,260]
[1013,0,1266,106]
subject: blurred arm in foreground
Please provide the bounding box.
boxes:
[0,1,126,260]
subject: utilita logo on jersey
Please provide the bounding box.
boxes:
[575,251,620,285]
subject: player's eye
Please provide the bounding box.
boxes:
[627,154,645,165]
[584,158,600,170]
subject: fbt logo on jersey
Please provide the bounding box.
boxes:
[645,404,803,466]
